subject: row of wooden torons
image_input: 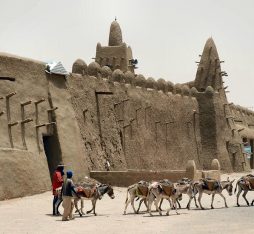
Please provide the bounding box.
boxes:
[68,174,254,217]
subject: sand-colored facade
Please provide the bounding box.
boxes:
[0,20,253,199]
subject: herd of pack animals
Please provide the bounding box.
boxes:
[66,174,254,217]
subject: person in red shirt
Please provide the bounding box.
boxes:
[52,162,65,215]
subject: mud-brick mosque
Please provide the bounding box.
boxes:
[0,20,253,199]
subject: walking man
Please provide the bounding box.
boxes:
[61,170,79,221]
[52,162,65,216]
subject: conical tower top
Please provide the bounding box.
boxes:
[203,37,219,58]
[194,37,223,92]
[108,19,123,46]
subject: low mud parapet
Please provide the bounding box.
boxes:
[90,159,221,186]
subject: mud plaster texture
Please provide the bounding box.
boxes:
[0,53,88,200]
[67,74,202,171]
[1,22,254,200]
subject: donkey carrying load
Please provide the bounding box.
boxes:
[147,180,183,216]
[235,174,254,206]
[177,178,198,209]
[74,183,115,216]
[124,180,149,215]
[193,177,234,209]
[159,178,198,210]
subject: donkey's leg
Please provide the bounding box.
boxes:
[242,190,249,206]
[144,199,148,211]
[137,198,144,213]
[186,189,194,209]
[198,192,205,210]
[80,199,86,215]
[187,195,197,209]
[92,200,97,216]
[86,200,94,214]
[131,196,138,214]
[186,195,191,210]
[148,192,155,216]
[218,193,228,208]
[168,198,172,210]
[194,195,199,208]
[166,198,172,216]
[74,198,79,213]
[176,199,181,209]
[74,198,82,217]
[159,198,163,211]
[211,194,215,209]
[124,196,132,215]
[174,198,179,215]
[166,198,179,216]
[236,187,242,207]
[251,198,254,206]
[154,197,162,215]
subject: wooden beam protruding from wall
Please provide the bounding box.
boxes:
[6,92,17,148]
[20,100,33,149]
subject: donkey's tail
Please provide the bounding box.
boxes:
[125,187,130,203]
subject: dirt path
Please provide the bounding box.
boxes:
[1,172,254,234]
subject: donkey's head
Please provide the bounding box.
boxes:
[106,185,115,199]
[98,184,115,199]
[224,177,235,196]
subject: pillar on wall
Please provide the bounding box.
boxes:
[186,160,197,179]
[211,158,221,171]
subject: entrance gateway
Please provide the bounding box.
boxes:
[43,133,62,180]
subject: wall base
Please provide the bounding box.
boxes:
[0,148,51,200]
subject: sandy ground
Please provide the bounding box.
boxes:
[1,172,254,234]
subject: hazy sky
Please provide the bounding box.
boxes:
[0,0,253,108]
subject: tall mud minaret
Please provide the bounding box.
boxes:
[95,20,136,73]
[194,38,244,172]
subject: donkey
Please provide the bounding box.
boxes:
[193,177,234,209]
[123,180,150,215]
[74,183,115,216]
[235,174,254,206]
[147,181,182,216]
[178,178,198,209]
[159,178,198,210]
